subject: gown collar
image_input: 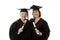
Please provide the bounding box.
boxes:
[33,18,42,25]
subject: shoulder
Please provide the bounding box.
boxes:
[11,19,20,26]
[41,18,48,24]
[40,18,49,27]
[29,18,34,22]
[10,19,21,29]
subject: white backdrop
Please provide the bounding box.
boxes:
[0,0,60,40]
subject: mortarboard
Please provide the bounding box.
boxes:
[17,8,29,13]
[30,5,42,10]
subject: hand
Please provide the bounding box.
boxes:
[23,20,27,24]
[35,28,42,36]
[33,22,36,28]
[18,28,23,35]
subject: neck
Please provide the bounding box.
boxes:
[34,17,41,24]
[34,17,40,20]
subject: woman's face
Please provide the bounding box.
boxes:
[20,12,28,19]
[32,10,40,18]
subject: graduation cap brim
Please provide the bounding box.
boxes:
[17,8,30,13]
[30,5,42,10]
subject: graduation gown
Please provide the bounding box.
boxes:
[9,19,31,40]
[30,18,50,40]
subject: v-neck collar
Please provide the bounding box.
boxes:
[34,18,42,25]
[19,19,28,24]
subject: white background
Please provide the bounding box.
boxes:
[0,0,60,40]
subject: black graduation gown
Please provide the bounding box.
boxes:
[9,19,31,40]
[30,18,50,40]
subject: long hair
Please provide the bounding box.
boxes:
[39,10,41,17]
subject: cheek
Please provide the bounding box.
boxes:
[37,13,39,16]
[20,14,24,17]
[33,13,39,17]
[20,15,23,17]
[24,14,27,17]
[36,11,39,15]
[34,13,39,16]
[22,14,27,18]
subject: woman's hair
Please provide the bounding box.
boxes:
[38,10,41,17]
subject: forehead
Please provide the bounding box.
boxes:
[33,10,39,12]
[20,12,27,14]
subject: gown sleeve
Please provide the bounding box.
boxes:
[9,22,18,40]
[41,21,50,40]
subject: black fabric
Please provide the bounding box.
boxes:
[29,18,50,40]
[9,18,50,40]
[30,5,42,10]
[9,19,32,40]
[18,8,29,13]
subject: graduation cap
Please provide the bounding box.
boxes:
[17,8,29,13]
[30,5,42,10]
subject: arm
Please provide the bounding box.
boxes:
[9,22,18,40]
[41,21,50,40]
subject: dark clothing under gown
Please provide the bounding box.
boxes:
[29,18,50,40]
[9,19,32,40]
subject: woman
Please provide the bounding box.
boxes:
[30,5,50,40]
[9,8,31,40]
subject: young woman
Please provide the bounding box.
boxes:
[9,8,31,40]
[30,5,50,40]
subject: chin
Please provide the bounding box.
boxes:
[34,16,39,18]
